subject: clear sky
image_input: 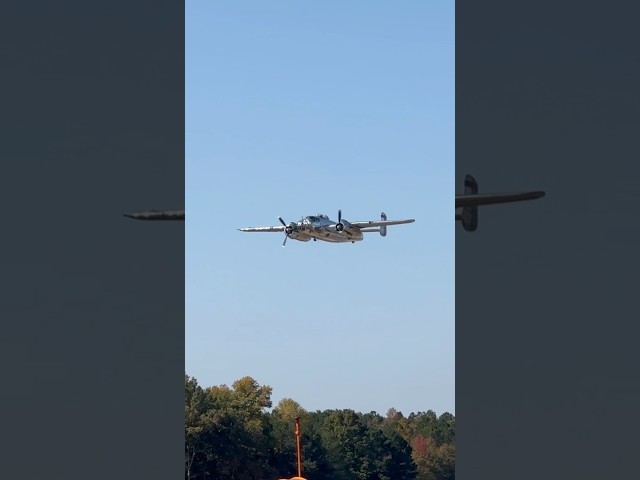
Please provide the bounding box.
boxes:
[186,1,454,416]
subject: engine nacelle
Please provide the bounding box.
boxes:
[335,222,345,232]
[287,231,311,242]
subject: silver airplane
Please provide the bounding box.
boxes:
[456,174,545,231]
[124,209,184,221]
[239,210,415,247]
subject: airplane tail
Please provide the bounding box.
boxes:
[380,212,387,236]
[460,174,478,231]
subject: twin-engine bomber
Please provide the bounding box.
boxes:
[238,210,415,247]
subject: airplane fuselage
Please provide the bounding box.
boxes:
[286,215,364,243]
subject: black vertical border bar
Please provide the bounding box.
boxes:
[457,1,640,478]
[0,1,184,478]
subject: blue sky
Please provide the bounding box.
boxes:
[186,1,454,415]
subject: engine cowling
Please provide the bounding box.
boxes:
[286,230,311,242]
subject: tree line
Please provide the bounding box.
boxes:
[185,374,455,480]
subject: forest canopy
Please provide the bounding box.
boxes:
[185,374,455,480]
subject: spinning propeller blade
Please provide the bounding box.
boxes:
[335,209,345,232]
[279,216,290,247]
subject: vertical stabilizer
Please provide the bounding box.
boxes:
[461,174,479,231]
[380,212,387,236]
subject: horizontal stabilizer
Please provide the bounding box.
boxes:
[455,190,546,208]
[456,174,545,231]
[351,218,415,229]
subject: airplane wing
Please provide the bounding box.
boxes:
[455,191,545,208]
[238,225,286,232]
[124,209,185,220]
[350,219,415,228]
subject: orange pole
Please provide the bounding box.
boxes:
[295,417,302,478]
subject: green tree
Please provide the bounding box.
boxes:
[434,413,455,446]
[409,410,438,441]
[185,375,212,480]
[188,376,275,480]
[270,399,307,477]
[320,409,416,480]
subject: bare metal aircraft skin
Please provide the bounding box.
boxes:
[239,210,415,247]
[124,209,184,221]
[456,174,545,231]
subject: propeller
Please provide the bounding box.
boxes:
[278,216,294,247]
[335,209,345,232]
